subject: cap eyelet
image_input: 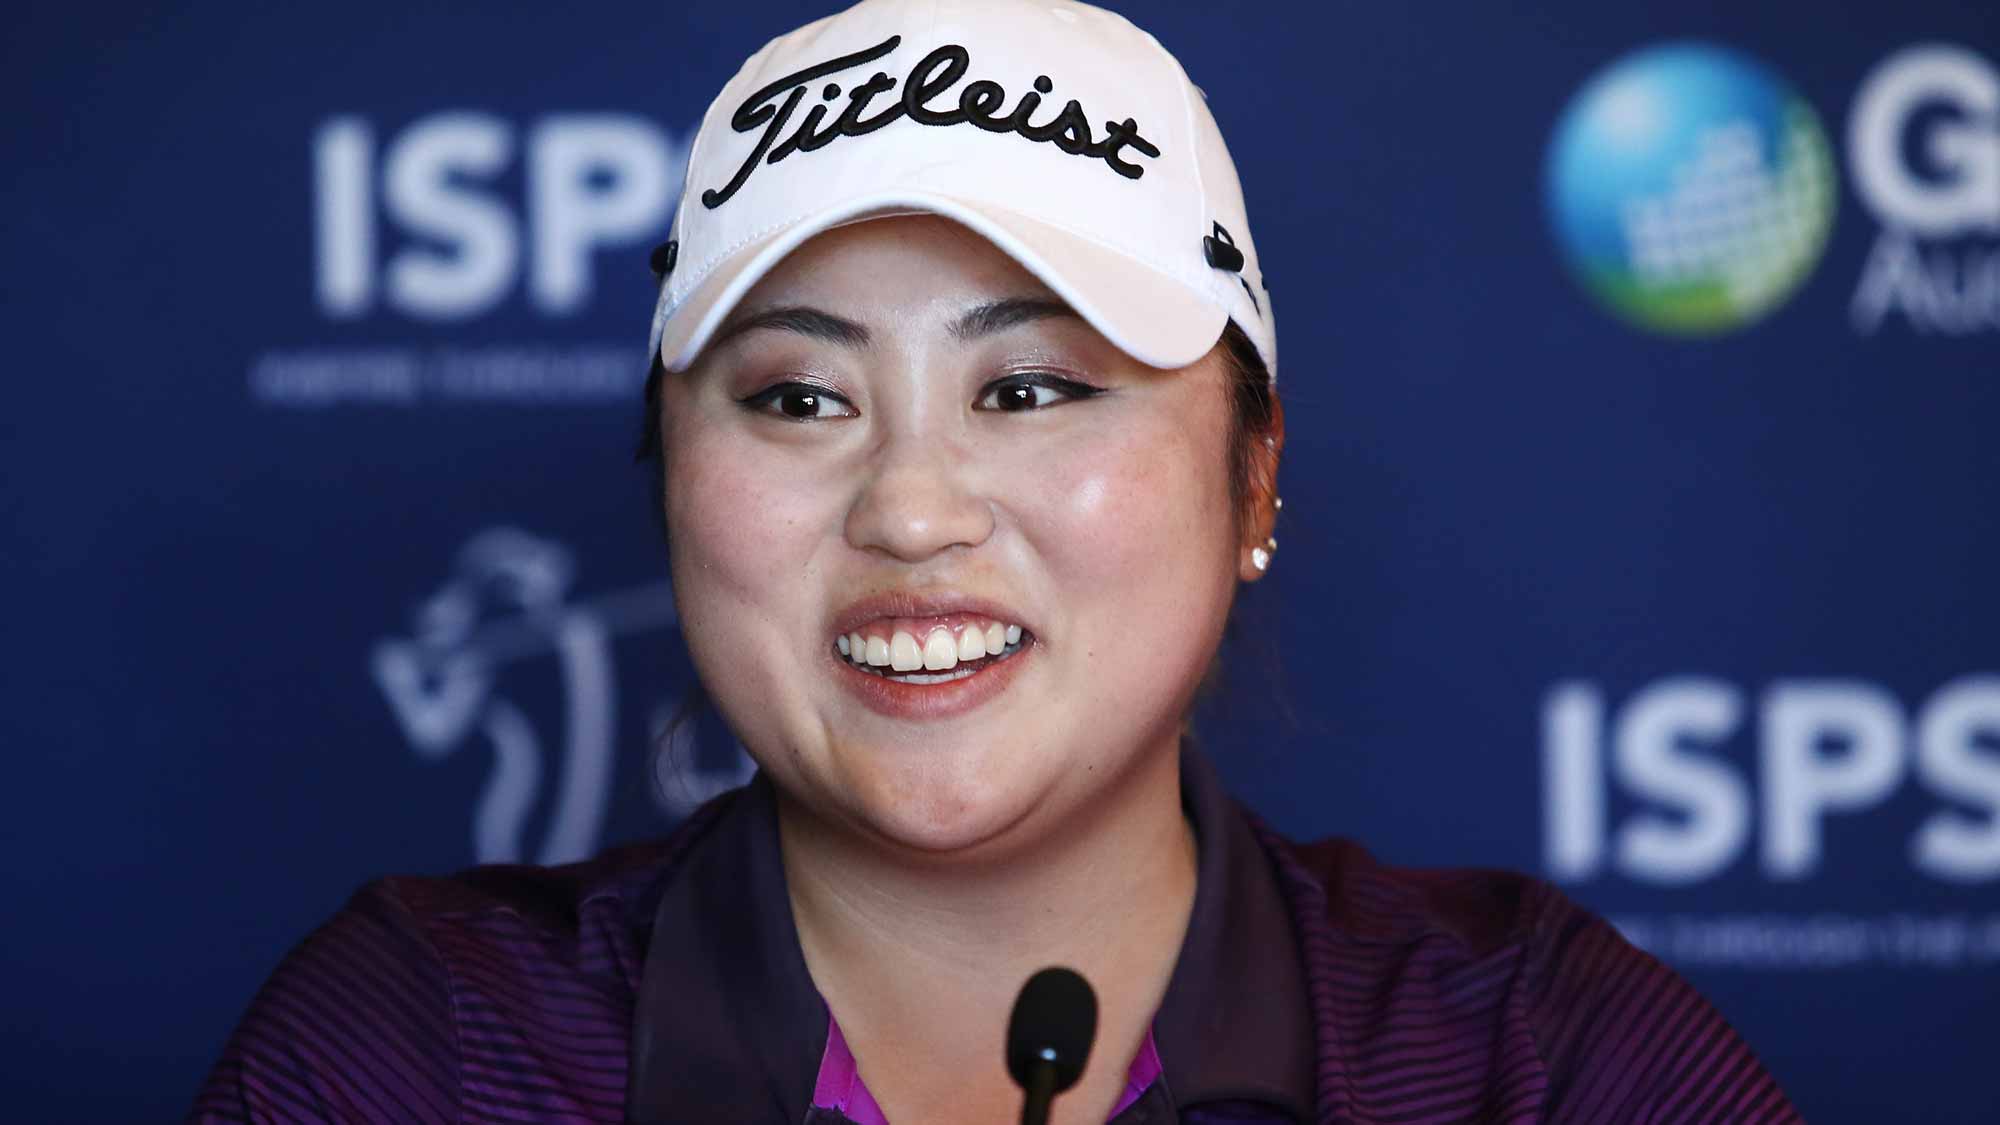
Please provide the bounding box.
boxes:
[649,240,679,279]
[1203,230,1244,274]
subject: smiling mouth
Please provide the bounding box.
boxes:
[835,620,1029,685]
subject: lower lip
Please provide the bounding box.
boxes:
[832,642,1033,721]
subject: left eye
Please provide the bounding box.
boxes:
[741,382,858,421]
[975,374,1102,412]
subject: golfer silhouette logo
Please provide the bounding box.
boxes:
[370,528,678,864]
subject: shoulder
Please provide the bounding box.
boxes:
[1277,832,1551,954]
[1260,828,1802,1123]
[188,876,465,1123]
[190,798,736,1123]
[378,832,693,976]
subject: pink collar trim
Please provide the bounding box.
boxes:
[812,1013,1164,1123]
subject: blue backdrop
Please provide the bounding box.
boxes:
[4,1,1996,1120]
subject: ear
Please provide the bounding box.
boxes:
[1237,394,1285,582]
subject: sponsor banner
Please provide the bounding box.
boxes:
[1548,40,1999,338]
[4,4,1993,1121]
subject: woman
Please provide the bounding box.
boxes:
[195,1,1801,1122]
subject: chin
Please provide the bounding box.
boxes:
[828,742,1057,859]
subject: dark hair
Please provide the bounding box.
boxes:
[1216,321,1279,530]
[635,320,1277,532]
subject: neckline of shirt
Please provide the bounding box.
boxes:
[625,744,1316,1123]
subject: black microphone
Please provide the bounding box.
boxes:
[1006,967,1098,1125]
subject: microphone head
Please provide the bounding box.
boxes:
[1005,966,1098,1093]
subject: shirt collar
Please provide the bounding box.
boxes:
[628,772,827,1124]
[1149,747,1316,1120]
[628,748,1316,1123]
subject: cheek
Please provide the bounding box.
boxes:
[1011,402,1237,738]
[661,417,829,671]
[1022,401,1238,612]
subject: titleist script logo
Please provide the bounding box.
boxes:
[702,34,1162,209]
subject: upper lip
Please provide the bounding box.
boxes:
[829,589,1031,639]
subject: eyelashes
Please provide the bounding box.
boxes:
[737,381,857,421]
[976,371,1105,412]
[737,371,1105,422]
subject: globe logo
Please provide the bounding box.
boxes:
[1546,44,1837,336]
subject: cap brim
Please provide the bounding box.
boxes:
[656,192,1228,374]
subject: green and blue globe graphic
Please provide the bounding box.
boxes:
[1546,43,1836,336]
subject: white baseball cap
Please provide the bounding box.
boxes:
[647,0,1276,381]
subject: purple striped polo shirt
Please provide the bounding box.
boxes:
[625,749,1314,1124]
[192,749,1802,1123]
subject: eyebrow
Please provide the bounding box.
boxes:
[709,306,871,351]
[949,297,1081,340]
[708,296,1082,353]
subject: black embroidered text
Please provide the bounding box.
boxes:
[701,35,1162,209]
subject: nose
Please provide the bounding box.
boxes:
[843,430,995,562]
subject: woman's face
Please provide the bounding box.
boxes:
[662,215,1258,857]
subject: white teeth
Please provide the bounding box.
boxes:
[842,621,1026,678]
[889,631,922,671]
[923,629,958,671]
[887,666,981,685]
[957,626,987,661]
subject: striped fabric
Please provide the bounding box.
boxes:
[192,780,1800,1123]
[190,833,688,1123]
[1256,822,1801,1124]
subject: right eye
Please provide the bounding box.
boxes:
[739,381,858,421]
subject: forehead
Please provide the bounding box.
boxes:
[732,214,1060,319]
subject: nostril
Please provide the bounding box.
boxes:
[842,471,998,562]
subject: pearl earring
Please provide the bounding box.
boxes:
[1250,546,1271,572]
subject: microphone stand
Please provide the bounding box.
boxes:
[1020,1050,1060,1125]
